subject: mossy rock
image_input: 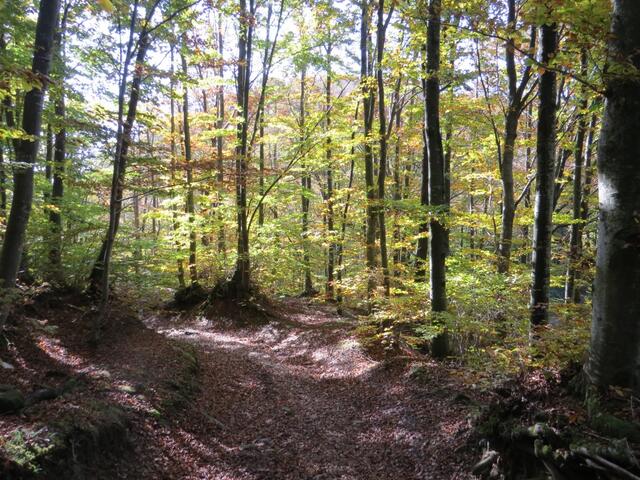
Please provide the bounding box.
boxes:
[0,388,25,414]
[173,283,208,308]
[2,402,131,479]
[590,412,640,443]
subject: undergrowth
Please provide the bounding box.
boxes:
[355,255,592,388]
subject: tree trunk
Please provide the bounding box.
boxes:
[564,51,588,303]
[181,41,198,285]
[520,104,533,264]
[48,7,69,284]
[256,2,273,229]
[498,6,535,273]
[300,66,314,295]
[376,0,391,297]
[170,45,186,289]
[325,51,335,300]
[336,104,359,306]
[530,21,558,327]
[258,122,265,227]
[230,0,254,295]
[580,113,598,224]
[360,0,377,297]
[0,140,6,219]
[0,0,59,303]
[415,134,429,281]
[586,0,640,392]
[426,0,448,358]
[88,1,158,299]
[216,12,226,255]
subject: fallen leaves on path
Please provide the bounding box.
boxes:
[1,293,480,479]
[141,298,479,479]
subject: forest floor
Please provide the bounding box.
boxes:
[0,290,481,479]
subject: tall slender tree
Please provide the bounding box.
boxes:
[497,0,535,273]
[228,0,255,296]
[375,0,394,297]
[88,0,162,298]
[181,36,198,286]
[299,65,314,295]
[47,3,70,284]
[530,20,558,327]
[0,0,60,329]
[564,51,589,303]
[415,42,429,281]
[425,0,448,357]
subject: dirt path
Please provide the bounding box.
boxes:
[139,299,477,479]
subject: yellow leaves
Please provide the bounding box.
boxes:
[96,0,115,13]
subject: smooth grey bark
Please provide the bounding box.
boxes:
[586,0,640,392]
[425,0,448,358]
[580,113,598,225]
[0,0,60,300]
[530,22,558,327]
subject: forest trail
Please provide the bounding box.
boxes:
[139,298,477,479]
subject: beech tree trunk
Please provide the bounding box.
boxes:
[170,46,186,289]
[300,66,314,295]
[426,0,448,358]
[216,13,226,255]
[336,104,359,306]
[48,6,69,284]
[230,0,254,295]
[88,1,159,299]
[564,51,588,303]
[586,0,640,392]
[325,48,335,300]
[376,0,392,296]
[360,0,377,297]
[415,133,429,281]
[0,140,6,219]
[181,42,198,285]
[0,0,59,305]
[497,4,534,273]
[530,21,558,327]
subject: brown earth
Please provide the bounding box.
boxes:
[1,292,480,479]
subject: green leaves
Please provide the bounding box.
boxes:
[96,0,115,13]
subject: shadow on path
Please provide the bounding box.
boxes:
[143,298,477,480]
